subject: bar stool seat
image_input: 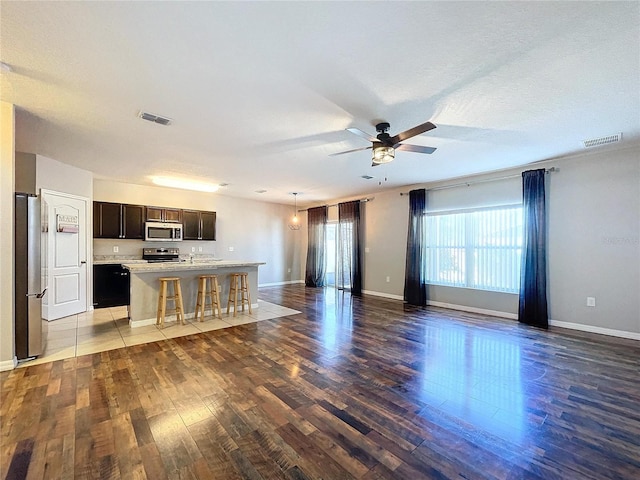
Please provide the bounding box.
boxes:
[195,274,222,321]
[227,272,252,317]
[157,277,185,327]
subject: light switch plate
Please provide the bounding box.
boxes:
[587,297,596,307]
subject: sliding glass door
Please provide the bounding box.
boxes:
[325,222,337,287]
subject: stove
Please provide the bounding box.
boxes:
[142,247,180,263]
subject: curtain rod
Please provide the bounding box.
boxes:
[399,167,557,195]
[297,197,373,212]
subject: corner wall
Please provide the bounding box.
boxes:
[0,102,16,370]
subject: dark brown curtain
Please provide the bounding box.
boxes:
[305,206,327,287]
[337,200,363,296]
[404,189,427,306]
[518,169,548,328]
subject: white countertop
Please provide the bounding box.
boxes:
[122,260,265,274]
[94,259,148,265]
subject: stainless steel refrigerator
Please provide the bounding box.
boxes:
[15,193,46,360]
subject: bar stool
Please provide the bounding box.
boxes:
[227,272,252,317]
[195,274,222,321]
[156,277,185,327]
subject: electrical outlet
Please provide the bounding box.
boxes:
[113,246,119,253]
[365,247,370,253]
[191,247,196,252]
[198,247,203,252]
[228,246,234,252]
[386,276,390,283]
[587,297,596,307]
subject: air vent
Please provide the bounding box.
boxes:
[361,175,374,180]
[138,111,172,126]
[255,189,267,194]
[218,183,229,187]
[582,133,621,148]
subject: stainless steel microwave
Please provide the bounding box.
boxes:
[145,222,183,241]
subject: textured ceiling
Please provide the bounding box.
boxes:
[1,1,639,205]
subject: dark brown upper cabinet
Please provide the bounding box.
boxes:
[93,202,145,239]
[146,206,182,223]
[183,210,216,241]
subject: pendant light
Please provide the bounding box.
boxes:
[289,192,301,230]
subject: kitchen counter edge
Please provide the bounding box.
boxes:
[122,260,266,273]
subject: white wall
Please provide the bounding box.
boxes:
[547,147,640,336]
[93,179,303,285]
[0,102,16,369]
[308,144,640,338]
[36,154,93,199]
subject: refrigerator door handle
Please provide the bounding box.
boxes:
[26,288,47,299]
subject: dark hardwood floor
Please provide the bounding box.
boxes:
[2,285,639,479]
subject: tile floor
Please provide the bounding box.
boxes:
[20,300,300,367]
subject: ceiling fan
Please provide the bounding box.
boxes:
[331,121,437,166]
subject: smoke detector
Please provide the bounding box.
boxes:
[582,133,622,149]
[138,111,172,126]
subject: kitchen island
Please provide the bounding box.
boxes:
[123,260,266,327]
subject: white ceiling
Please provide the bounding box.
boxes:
[1,1,639,205]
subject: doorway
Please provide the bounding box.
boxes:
[41,189,89,320]
[325,222,337,287]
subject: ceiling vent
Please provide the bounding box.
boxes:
[138,111,172,126]
[361,175,374,180]
[582,133,621,149]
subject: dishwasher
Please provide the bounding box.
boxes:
[93,264,130,308]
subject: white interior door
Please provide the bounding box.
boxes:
[41,190,88,320]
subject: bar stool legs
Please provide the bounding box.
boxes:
[157,277,185,327]
[195,275,222,321]
[227,272,252,317]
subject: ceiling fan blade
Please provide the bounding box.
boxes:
[346,127,378,143]
[395,143,437,154]
[329,145,372,156]
[390,121,437,145]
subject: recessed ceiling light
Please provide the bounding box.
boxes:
[0,62,12,73]
[152,176,218,192]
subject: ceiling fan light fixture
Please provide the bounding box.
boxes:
[372,145,395,164]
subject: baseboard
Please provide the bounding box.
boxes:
[362,290,404,301]
[259,280,305,287]
[130,303,260,328]
[549,319,640,341]
[427,300,518,320]
[0,357,18,372]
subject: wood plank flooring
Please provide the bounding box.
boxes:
[2,285,639,479]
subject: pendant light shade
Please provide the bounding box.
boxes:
[289,192,301,230]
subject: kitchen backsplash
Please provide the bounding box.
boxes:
[93,239,217,258]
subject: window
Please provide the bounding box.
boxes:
[424,205,523,293]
